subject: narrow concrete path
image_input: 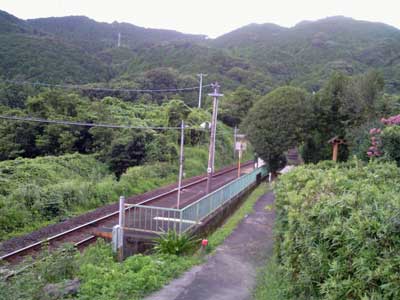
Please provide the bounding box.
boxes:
[145,191,275,300]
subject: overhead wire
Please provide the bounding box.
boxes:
[0,79,212,93]
[0,79,237,134]
[0,115,208,131]
[0,115,240,139]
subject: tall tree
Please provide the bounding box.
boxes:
[220,86,259,127]
[243,86,311,172]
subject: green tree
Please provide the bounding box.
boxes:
[165,99,191,127]
[302,71,385,163]
[105,131,151,177]
[243,86,311,172]
[220,86,259,127]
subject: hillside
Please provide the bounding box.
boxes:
[27,16,205,52]
[215,16,400,92]
[1,11,400,93]
[0,10,33,34]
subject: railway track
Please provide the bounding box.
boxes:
[0,162,253,265]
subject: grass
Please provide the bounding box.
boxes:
[253,256,291,300]
[207,182,269,252]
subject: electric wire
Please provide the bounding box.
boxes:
[0,115,239,138]
[0,115,208,131]
[1,79,212,93]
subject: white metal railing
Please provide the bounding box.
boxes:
[125,166,267,235]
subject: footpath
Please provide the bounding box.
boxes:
[145,191,275,300]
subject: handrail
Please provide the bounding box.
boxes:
[182,168,257,212]
[126,166,267,234]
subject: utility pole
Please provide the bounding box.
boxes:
[234,126,237,159]
[206,83,223,194]
[177,120,185,208]
[197,73,207,108]
[237,144,242,178]
[118,33,121,48]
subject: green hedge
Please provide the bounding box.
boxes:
[274,160,400,299]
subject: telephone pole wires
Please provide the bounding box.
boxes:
[206,82,223,194]
[197,73,207,108]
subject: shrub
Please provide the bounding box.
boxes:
[153,230,199,255]
[381,125,400,165]
[77,241,198,300]
[274,160,400,299]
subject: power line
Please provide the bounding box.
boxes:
[0,115,208,131]
[1,79,212,93]
[0,114,237,138]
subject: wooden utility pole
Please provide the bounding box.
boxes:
[233,126,237,159]
[206,83,223,194]
[177,120,185,208]
[197,73,207,108]
[237,145,242,178]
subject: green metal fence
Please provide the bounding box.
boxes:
[127,166,267,235]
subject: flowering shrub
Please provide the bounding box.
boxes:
[381,114,400,125]
[366,114,400,164]
[367,127,382,157]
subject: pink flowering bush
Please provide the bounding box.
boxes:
[367,114,400,165]
[381,114,400,125]
[367,128,382,157]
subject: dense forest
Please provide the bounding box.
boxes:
[1,10,400,95]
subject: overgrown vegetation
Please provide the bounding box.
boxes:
[253,256,289,300]
[271,160,400,299]
[0,154,178,240]
[0,241,200,300]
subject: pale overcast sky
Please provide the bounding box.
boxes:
[1,0,399,38]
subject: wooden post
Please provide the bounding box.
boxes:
[328,137,345,163]
[332,142,339,162]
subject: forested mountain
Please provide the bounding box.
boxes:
[27,16,205,52]
[0,10,33,34]
[1,10,400,93]
[214,16,400,92]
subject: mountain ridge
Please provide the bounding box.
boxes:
[1,9,400,93]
